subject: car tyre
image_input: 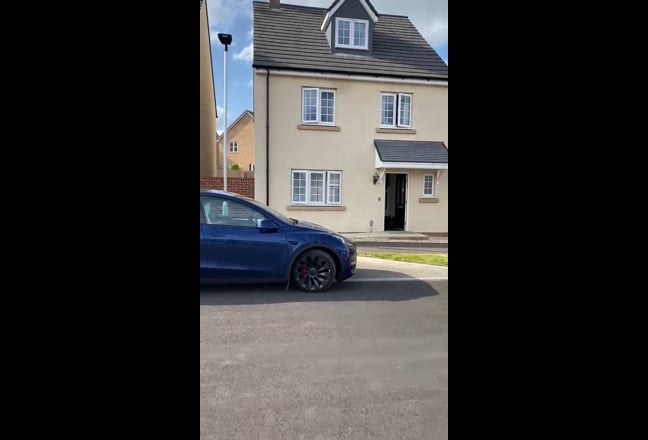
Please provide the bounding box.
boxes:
[291,249,336,292]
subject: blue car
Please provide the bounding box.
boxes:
[200,190,357,291]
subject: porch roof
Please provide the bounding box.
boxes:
[374,139,448,169]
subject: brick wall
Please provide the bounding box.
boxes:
[200,177,255,198]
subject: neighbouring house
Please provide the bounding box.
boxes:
[200,0,218,177]
[216,110,256,173]
[253,0,448,233]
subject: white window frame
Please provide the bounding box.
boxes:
[248,163,255,172]
[335,17,369,50]
[229,141,238,152]
[291,170,343,206]
[423,174,436,197]
[309,171,326,205]
[379,92,413,128]
[302,87,336,125]
[380,93,396,127]
[291,170,308,204]
[327,171,342,204]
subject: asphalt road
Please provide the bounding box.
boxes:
[200,261,448,440]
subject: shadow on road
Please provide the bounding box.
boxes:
[200,269,441,306]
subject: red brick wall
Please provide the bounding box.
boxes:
[200,177,254,198]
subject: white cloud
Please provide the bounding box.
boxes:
[419,17,448,48]
[207,0,252,33]
[247,27,253,41]
[233,43,253,62]
[216,106,235,132]
[284,0,324,6]
[247,79,253,88]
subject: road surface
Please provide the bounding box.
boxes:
[200,259,448,440]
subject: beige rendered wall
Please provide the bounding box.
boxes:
[217,114,256,172]
[254,72,448,232]
[200,4,217,177]
[396,169,448,233]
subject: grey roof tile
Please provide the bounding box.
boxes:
[327,0,379,17]
[253,1,447,80]
[374,139,448,163]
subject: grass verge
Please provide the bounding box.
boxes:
[358,252,448,267]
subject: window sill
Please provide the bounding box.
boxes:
[419,197,439,203]
[335,45,369,50]
[376,128,416,134]
[298,124,341,131]
[335,40,369,50]
[286,205,346,211]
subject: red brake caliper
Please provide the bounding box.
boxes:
[299,262,308,278]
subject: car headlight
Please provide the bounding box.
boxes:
[334,235,355,249]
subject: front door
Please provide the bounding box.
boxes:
[384,173,407,231]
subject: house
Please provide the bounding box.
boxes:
[200,0,218,177]
[253,0,448,233]
[216,110,256,173]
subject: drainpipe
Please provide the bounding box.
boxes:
[265,69,270,206]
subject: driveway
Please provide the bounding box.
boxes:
[200,258,448,440]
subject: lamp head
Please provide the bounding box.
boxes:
[217,33,232,46]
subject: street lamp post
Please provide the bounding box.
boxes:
[217,33,232,191]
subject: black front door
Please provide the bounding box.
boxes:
[393,174,407,230]
[384,173,407,231]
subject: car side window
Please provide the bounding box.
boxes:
[200,196,266,227]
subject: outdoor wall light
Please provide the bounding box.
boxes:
[372,172,379,185]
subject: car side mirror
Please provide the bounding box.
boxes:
[257,219,279,232]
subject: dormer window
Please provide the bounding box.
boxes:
[335,18,368,50]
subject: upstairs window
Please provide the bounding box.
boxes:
[229,141,238,152]
[335,18,368,50]
[302,87,336,125]
[380,93,413,128]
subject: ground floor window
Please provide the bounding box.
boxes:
[291,170,342,205]
[423,174,436,197]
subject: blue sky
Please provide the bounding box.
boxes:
[206,0,448,134]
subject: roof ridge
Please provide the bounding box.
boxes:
[253,1,326,11]
[216,110,254,140]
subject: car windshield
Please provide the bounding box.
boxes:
[243,197,296,225]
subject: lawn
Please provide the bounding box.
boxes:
[358,252,448,267]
